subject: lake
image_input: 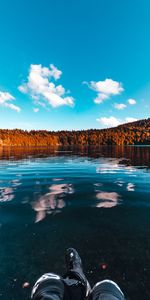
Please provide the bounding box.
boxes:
[0,146,150,300]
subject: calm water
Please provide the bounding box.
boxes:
[0,146,150,300]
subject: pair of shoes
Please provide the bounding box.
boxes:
[65,248,125,300]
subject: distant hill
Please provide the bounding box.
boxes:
[0,118,149,146]
[118,118,150,130]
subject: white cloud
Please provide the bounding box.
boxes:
[0,91,21,112]
[18,85,27,94]
[5,103,21,112]
[0,91,14,103]
[114,103,126,110]
[128,98,136,105]
[94,93,109,104]
[49,64,62,80]
[96,116,121,127]
[97,116,138,128]
[91,79,124,95]
[125,117,137,123]
[33,107,39,113]
[85,78,124,104]
[18,64,74,108]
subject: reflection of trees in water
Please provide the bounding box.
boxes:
[32,183,74,223]
[0,146,149,168]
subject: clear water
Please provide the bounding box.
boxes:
[0,146,150,300]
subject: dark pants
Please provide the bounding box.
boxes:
[31,273,125,300]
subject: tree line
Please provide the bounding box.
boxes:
[0,118,149,146]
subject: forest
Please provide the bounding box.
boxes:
[0,118,149,146]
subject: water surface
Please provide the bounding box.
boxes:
[0,146,150,300]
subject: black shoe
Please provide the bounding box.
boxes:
[64,248,91,298]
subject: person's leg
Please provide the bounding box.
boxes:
[90,280,125,300]
[31,248,90,300]
[31,272,85,300]
[64,248,91,298]
[31,273,65,300]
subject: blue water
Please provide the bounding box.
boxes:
[0,146,150,299]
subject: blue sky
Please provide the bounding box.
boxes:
[0,0,150,130]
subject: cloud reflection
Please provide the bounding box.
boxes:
[127,183,135,191]
[96,191,120,208]
[32,183,74,223]
[52,178,64,182]
[0,187,14,202]
[94,183,103,187]
[96,161,138,175]
[0,178,22,202]
[11,179,22,187]
[115,180,124,187]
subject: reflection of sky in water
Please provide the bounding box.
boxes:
[0,179,22,202]
[32,183,74,223]
[96,192,120,208]
[96,162,137,175]
[0,155,149,223]
[0,187,14,202]
[127,183,135,192]
[0,148,149,300]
